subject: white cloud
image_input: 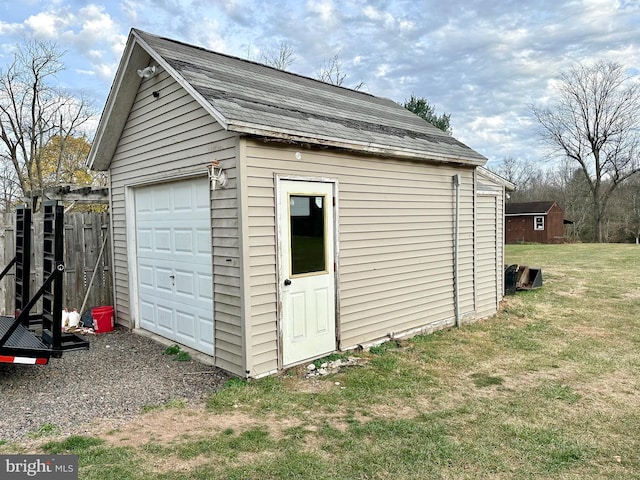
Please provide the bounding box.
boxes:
[470,115,505,132]
[119,0,139,24]
[0,22,24,37]
[362,5,394,25]
[46,5,122,82]
[0,3,127,97]
[77,4,114,38]
[374,63,390,78]
[398,20,414,31]
[306,0,334,24]
[200,29,228,54]
[25,10,72,38]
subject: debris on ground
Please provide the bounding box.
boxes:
[62,325,96,335]
[305,356,366,378]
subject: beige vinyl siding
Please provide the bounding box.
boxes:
[241,162,278,376]
[108,71,244,376]
[495,191,505,309]
[475,183,504,319]
[457,195,477,319]
[243,140,476,374]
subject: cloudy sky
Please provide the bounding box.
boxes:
[1,0,638,168]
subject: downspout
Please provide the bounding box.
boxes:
[453,174,461,327]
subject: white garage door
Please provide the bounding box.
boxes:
[135,178,214,355]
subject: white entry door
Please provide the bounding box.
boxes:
[279,180,336,366]
[134,178,214,355]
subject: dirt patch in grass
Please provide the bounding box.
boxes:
[365,401,420,421]
[557,286,588,298]
[148,454,211,475]
[99,404,258,447]
[564,324,613,338]
[287,376,339,394]
[576,371,640,408]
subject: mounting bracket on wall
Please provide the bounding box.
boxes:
[207,160,228,191]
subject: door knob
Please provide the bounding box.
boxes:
[284,279,291,286]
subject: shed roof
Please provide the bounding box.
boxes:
[505,201,561,215]
[89,29,488,170]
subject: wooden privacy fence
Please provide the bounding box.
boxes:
[0,211,112,317]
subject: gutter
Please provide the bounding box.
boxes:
[453,174,461,327]
[228,122,488,168]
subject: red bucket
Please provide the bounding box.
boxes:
[91,306,114,333]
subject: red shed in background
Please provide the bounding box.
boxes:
[506,201,568,244]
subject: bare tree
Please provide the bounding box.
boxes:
[490,157,541,200]
[0,161,20,212]
[532,61,640,242]
[317,53,365,91]
[612,174,640,243]
[260,42,295,71]
[548,160,592,240]
[0,40,94,200]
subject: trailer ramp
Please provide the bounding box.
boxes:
[0,316,50,364]
[0,202,89,365]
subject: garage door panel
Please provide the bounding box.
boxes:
[154,190,171,212]
[139,265,154,287]
[137,190,152,212]
[199,317,214,347]
[175,310,195,338]
[157,305,174,332]
[198,274,213,300]
[174,270,195,296]
[155,229,171,252]
[135,178,214,355]
[152,266,172,291]
[138,229,153,251]
[197,229,212,255]
[172,183,193,210]
[139,300,155,329]
[174,229,195,253]
[194,180,210,204]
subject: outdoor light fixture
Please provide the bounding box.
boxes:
[207,160,228,190]
[137,65,157,78]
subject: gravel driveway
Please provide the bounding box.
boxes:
[0,327,228,442]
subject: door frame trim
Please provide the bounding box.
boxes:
[274,174,340,369]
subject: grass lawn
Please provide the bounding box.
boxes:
[3,243,639,479]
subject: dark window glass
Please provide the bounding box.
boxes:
[290,195,326,275]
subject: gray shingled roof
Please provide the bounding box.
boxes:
[135,30,486,164]
[89,29,488,170]
[506,201,559,215]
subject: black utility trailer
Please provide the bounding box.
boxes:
[0,202,89,365]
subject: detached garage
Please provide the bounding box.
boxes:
[88,29,512,378]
